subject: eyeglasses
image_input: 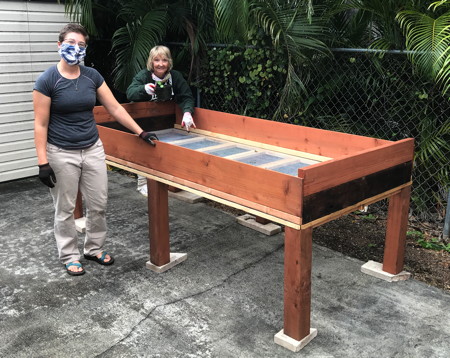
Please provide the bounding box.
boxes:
[63,38,87,49]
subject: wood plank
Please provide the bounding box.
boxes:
[255,216,271,225]
[0,130,33,144]
[100,116,176,134]
[105,158,302,228]
[28,33,62,42]
[284,226,313,341]
[30,52,60,63]
[0,139,35,153]
[0,1,66,13]
[0,166,37,182]
[0,92,31,104]
[94,101,175,123]
[27,22,68,33]
[0,10,66,23]
[0,52,32,63]
[27,2,67,13]
[223,150,257,160]
[172,126,322,166]
[30,43,60,52]
[261,157,300,169]
[0,43,57,54]
[177,107,392,158]
[196,142,233,152]
[74,191,83,219]
[175,124,329,162]
[0,157,36,172]
[0,102,33,115]
[0,32,58,43]
[98,126,303,217]
[300,182,412,229]
[166,136,205,146]
[0,111,34,124]
[300,138,415,196]
[0,83,35,94]
[0,121,33,132]
[0,72,35,84]
[31,62,57,72]
[0,148,36,163]
[383,186,411,274]
[27,12,68,23]
[0,43,29,53]
[0,2,27,11]
[148,179,171,266]
[302,162,413,224]
[0,62,33,73]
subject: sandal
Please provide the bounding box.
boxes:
[84,251,115,266]
[65,262,85,276]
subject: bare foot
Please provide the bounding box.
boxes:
[97,252,111,263]
[65,261,85,275]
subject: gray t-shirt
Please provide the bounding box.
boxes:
[34,65,104,149]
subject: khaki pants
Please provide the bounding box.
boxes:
[47,139,108,264]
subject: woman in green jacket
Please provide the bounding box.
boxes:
[126,45,195,196]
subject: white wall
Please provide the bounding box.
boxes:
[0,1,69,182]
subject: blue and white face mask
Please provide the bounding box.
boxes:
[58,43,86,66]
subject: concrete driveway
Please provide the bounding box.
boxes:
[0,171,449,357]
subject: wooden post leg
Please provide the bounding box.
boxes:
[168,185,181,193]
[74,190,83,219]
[255,216,270,225]
[148,178,170,266]
[283,226,313,341]
[73,190,87,233]
[382,185,411,274]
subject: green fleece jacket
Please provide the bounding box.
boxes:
[126,69,194,114]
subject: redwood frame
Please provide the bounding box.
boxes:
[81,101,414,346]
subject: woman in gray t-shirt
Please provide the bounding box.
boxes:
[33,23,157,276]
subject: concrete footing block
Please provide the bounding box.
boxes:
[146,253,187,273]
[169,190,204,203]
[75,217,86,233]
[274,328,317,352]
[361,260,411,282]
[236,214,282,236]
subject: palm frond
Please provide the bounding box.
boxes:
[248,1,329,119]
[112,6,168,91]
[429,1,450,11]
[415,116,450,164]
[62,0,97,35]
[436,50,450,93]
[213,0,250,42]
[332,0,413,49]
[397,10,450,81]
[251,3,329,56]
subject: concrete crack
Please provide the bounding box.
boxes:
[95,242,284,357]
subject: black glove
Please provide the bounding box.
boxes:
[139,131,158,146]
[38,163,57,188]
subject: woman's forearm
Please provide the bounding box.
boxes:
[33,91,51,165]
[112,106,144,135]
[34,124,49,165]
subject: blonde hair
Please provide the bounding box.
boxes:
[146,45,173,72]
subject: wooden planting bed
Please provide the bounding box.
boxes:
[87,101,414,351]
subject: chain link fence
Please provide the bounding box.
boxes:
[189,46,450,230]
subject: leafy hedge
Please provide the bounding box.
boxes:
[196,47,450,220]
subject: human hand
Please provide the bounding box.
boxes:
[139,131,159,146]
[181,112,196,132]
[38,163,57,188]
[144,83,156,95]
